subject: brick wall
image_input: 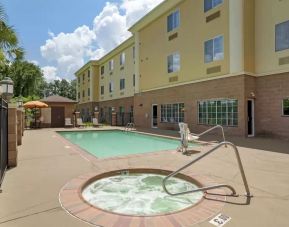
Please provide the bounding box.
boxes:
[255,73,289,138]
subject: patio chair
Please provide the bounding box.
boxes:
[92,118,102,127]
[77,118,85,127]
[65,118,73,127]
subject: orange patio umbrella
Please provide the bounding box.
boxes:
[23,101,48,109]
[23,101,49,128]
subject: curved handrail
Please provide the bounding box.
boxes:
[163,141,251,197]
[124,122,135,131]
[196,125,226,143]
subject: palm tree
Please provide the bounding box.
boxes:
[0,4,24,61]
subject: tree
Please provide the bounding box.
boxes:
[8,60,45,97]
[43,79,76,100]
[0,4,24,62]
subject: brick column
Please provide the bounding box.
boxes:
[17,109,22,146]
[8,107,17,167]
[111,112,116,126]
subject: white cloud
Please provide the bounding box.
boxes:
[40,0,164,80]
[29,60,39,65]
[41,66,61,81]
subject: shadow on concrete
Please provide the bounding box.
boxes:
[136,128,289,155]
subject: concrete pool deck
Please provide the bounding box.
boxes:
[0,127,289,227]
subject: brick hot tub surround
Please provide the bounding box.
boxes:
[59,169,226,227]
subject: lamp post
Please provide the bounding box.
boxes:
[17,96,23,108]
[0,77,14,102]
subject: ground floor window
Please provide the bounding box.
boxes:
[161,103,184,123]
[198,99,238,126]
[283,99,289,116]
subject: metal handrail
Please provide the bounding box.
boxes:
[124,122,135,131]
[195,125,226,142]
[163,141,251,197]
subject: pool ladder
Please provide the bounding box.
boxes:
[124,122,135,132]
[163,141,252,197]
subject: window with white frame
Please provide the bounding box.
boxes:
[120,78,125,90]
[275,20,289,52]
[100,66,104,75]
[133,74,135,87]
[168,53,180,73]
[161,103,184,123]
[198,99,238,126]
[120,52,125,65]
[204,0,223,12]
[167,10,180,32]
[204,35,224,63]
[109,81,114,93]
[109,59,114,71]
[283,99,289,116]
[101,86,104,95]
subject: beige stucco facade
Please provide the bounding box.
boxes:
[75,0,289,137]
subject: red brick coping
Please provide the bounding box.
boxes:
[59,169,226,227]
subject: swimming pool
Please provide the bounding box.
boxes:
[58,130,195,158]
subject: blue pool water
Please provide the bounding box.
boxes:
[58,130,194,158]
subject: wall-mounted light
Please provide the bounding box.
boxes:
[0,76,14,102]
[94,106,99,112]
[111,107,115,112]
[250,92,256,99]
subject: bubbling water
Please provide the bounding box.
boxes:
[82,173,203,216]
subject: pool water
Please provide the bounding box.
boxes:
[58,130,195,158]
[82,173,203,216]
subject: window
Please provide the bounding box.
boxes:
[167,53,180,73]
[119,106,125,113]
[109,60,114,71]
[101,86,104,95]
[205,35,224,63]
[78,77,80,83]
[109,81,114,93]
[88,70,90,79]
[78,92,80,100]
[82,90,85,97]
[275,20,289,52]
[204,0,223,12]
[133,74,136,87]
[82,74,85,83]
[101,66,104,75]
[283,99,289,116]
[167,10,180,32]
[133,46,136,59]
[120,52,125,65]
[88,88,90,97]
[120,78,125,90]
[161,103,184,123]
[198,99,238,126]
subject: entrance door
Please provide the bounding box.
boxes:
[51,107,65,128]
[152,104,158,128]
[247,100,255,137]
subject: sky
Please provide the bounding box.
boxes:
[2,0,164,81]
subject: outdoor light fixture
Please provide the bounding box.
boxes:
[111,107,115,112]
[17,96,23,108]
[94,106,99,112]
[0,77,14,102]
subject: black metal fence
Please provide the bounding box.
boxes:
[116,112,133,126]
[0,98,8,188]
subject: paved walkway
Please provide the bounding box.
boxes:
[0,128,289,227]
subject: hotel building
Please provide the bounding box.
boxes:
[76,0,289,138]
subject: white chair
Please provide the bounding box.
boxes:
[77,118,85,127]
[92,118,102,127]
[65,118,73,127]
